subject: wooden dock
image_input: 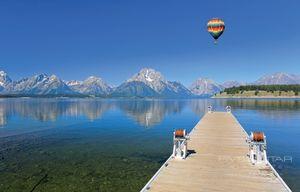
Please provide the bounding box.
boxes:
[141,112,292,192]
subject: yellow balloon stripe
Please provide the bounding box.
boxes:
[207,18,225,26]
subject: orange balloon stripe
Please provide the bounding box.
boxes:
[207,26,224,32]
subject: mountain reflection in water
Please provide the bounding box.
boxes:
[0,98,300,128]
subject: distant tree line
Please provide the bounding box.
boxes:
[223,85,300,95]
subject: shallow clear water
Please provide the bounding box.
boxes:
[0,98,299,191]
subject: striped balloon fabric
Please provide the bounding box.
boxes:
[207,18,225,42]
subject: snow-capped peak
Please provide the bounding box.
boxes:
[50,75,59,81]
[0,70,12,87]
[67,76,112,95]
[255,72,300,85]
[7,73,74,95]
[84,76,103,83]
[0,71,6,76]
[190,78,222,96]
[128,68,165,82]
[66,80,82,86]
[144,69,154,82]
[127,68,167,92]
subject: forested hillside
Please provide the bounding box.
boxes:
[216,85,300,97]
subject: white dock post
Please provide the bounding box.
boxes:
[226,106,231,113]
[172,129,188,159]
[207,105,213,113]
[248,132,267,165]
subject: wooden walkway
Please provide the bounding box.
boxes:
[141,112,291,192]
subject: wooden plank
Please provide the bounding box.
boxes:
[141,112,291,192]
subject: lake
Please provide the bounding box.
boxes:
[0,98,299,191]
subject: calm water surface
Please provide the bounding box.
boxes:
[0,98,299,191]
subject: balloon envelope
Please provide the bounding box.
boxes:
[207,18,225,41]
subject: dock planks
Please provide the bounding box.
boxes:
[141,112,291,192]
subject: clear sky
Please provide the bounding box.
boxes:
[0,0,299,86]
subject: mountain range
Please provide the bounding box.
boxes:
[254,72,300,85]
[1,69,300,98]
[66,76,113,96]
[189,78,223,97]
[111,68,192,98]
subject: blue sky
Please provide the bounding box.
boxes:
[0,0,299,86]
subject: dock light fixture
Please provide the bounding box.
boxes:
[248,132,268,165]
[172,129,189,159]
[208,105,213,113]
[226,106,231,113]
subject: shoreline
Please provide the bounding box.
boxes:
[213,96,300,99]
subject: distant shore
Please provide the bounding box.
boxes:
[218,85,300,99]
[213,95,300,99]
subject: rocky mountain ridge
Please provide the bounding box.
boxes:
[0,70,299,97]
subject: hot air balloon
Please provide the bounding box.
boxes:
[207,18,225,44]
